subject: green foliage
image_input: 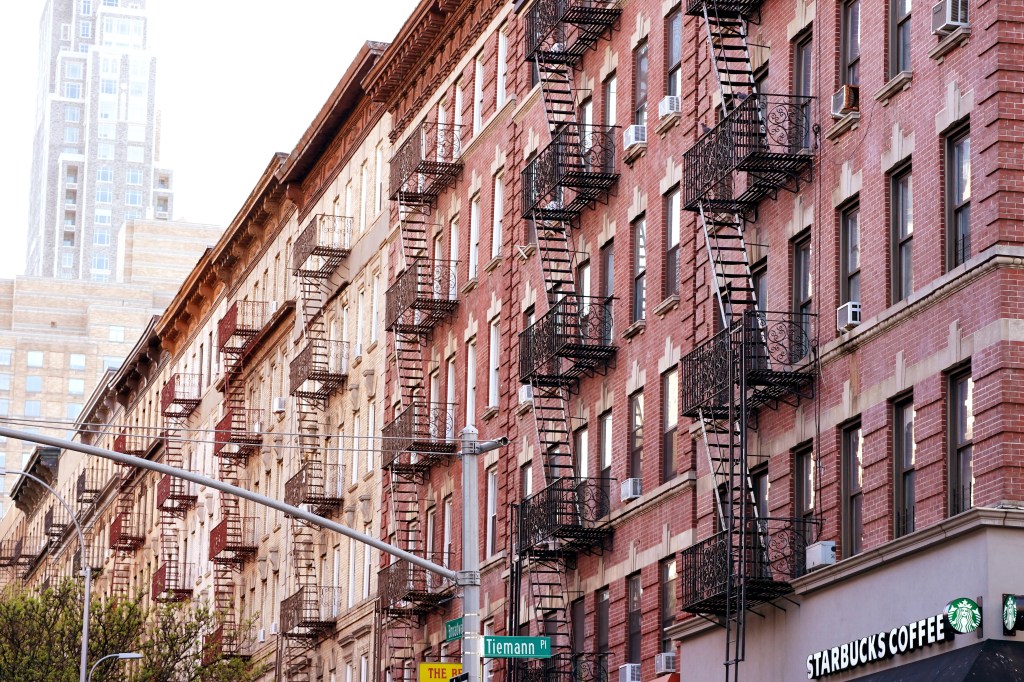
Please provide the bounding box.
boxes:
[0,579,268,682]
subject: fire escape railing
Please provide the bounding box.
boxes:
[514,653,610,682]
[113,433,146,456]
[377,552,454,614]
[289,340,348,400]
[280,585,344,638]
[283,460,344,515]
[156,467,198,511]
[210,516,261,564]
[213,408,265,460]
[517,477,613,555]
[293,214,353,277]
[76,467,103,509]
[526,0,623,66]
[44,505,70,540]
[108,511,145,551]
[384,259,459,334]
[381,402,459,471]
[389,122,463,204]
[152,561,196,602]
[218,300,276,355]
[519,296,615,386]
[522,124,619,221]
[160,373,202,418]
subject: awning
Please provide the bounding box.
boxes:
[853,640,1024,681]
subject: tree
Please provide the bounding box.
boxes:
[0,579,268,682]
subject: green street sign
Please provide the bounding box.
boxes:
[445,618,464,642]
[483,636,551,659]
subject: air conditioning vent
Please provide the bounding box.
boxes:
[518,384,533,404]
[623,125,647,150]
[621,478,642,502]
[619,663,642,682]
[836,301,862,332]
[654,653,677,674]
[806,541,837,571]
[932,0,969,34]
[272,396,287,414]
[658,96,681,119]
[830,85,860,119]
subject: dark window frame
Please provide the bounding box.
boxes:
[629,390,644,479]
[665,9,682,98]
[633,42,649,126]
[751,463,769,519]
[659,557,676,653]
[840,0,861,86]
[632,217,647,323]
[793,441,815,534]
[661,369,678,483]
[841,420,863,557]
[890,0,911,76]
[949,367,974,515]
[792,231,812,351]
[894,396,915,537]
[892,166,913,302]
[626,572,642,663]
[947,126,971,268]
[595,587,610,655]
[664,188,680,298]
[840,203,861,305]
[751,257,768,313]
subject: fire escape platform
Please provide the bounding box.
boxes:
[684,0,762,18]
[378,555,453,617]
[519,296,616,387]
[160,373,202,418]
[522,124,620,222]
[209,517,260,565]
[382,401,459,474]
[280,586,343,639]
[526,0,623,66]
[293,213,353,278]
[517,477,613,557]
[389,121,463,206]
[289,339,348,400]
[385,259,459,335]
[284,461,344,515]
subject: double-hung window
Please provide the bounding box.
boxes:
[892,169,914,301]
[948,129,971,267]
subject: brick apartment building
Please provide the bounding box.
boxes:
[2,0,1024,681]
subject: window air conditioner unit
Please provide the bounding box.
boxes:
[836,301,862,331]
[252,420,263,434]
[621,478,642,502]
[658,96,681,119]
[257,628,266,643]
[270,621,279,635]
[619,664,642,682]
[932,0,969,35]
[272,396,287,414]
[518,384,533,404]
[623,125,647,151]
[830,85,860,119]
[806,540,837,571]
[654,653,677,674]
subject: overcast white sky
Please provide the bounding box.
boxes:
[0,0,419,278]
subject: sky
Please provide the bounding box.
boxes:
[0,0,420,279]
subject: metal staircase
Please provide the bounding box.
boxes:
[679,2,818,680]
[109,432,146,596]
[513,3,620,680]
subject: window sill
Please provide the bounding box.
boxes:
[481,406,499,422]
[515,398,533,416]
[622,319,646,339]
[460,277,478,295]
[484,256,502,273]
[653,295,679,318]
[366,340,378,355]
[623,142,647,166]
[654,112,680,136]
[929,25,971,62]
[873,71,912,105]
[824,111,860,142]
[352,354,363,369]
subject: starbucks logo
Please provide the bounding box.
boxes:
[1006,595,1019,633]
[946,598,982,634]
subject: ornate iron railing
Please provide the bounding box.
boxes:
[517,477,612,554]
[113,433,146,455]
[519,296,615,384]
[280,585,344,637]
[683,94,814,211]
[389,121,463,203]
[44,505,70,540]
[213,408,264,459]
[378,552,453,612]
[218,300,275,354]
[681,325,734,417]
[283,461,344,510]
[210,516,261,561]
[160,373,203,417]
[684,0,762,18]
[384,258,459,333]
[514,653,609,682]
[109,512,145,550]
[526,0,622,64]
[294,213,353,276]
[679,516,819,614]
[742,310,815,374]
[381,402,458,469]
[289,340,348,400]
[522,124,618,220]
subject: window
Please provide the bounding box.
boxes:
[488,320,499,408]
[497,31,508,106]
[81,0,93,14]
[473,54,484,135]
[66,61,84,80]
[96,187,112,204]
[94,228,110,246]
[64,127,80,144]
[633,43,649,125]
[356,290,365,356]
[794,34,813,147]
[69,378,85,395]
[63,83,82,99]
[100,78,116,94]
[752,258,768,312]
[604,74,618,127]
[442,496,453,563]
[92,254,110,275]
[840,204,861,305]
[0,400,8,416]
[465,340,477,426]
[751,464,769,519]
[600,411,612,513]
[103,356,121,370]
[469,194,480,278]
[841,421,863,556]
[65,106,81,122]
[571,598,585,655]
[371,274,380,344]
[600,240,614,339]
[950,369,974,514]
[97,143,114,159]
[892,169,913,301]
[69,353,86,370]
[577,260,591,306]
[374,143,384,213]
[108,325,125,342]
[840,0,861,86]
[359,162,368,232]
[792,232,812,345]
[491,174,504,259]
[127,145,144,162]
[664,188,680,297]
[629,391,643,480]
[80,20,92,38]
[126,169,143,185]
[97,122,115,139]
[662,369,678,482]
[596,587,610,655]
[0,375,9,391]
[948,128,971,267]
[666,9,682,97]
[27,351,44,368]
[125,189,143,206]
[25,376,42,393]
[894,398,915,537]
[660,558,677,652]
[891,0,911,76]
[632,218,646,323]
[97,167,113,183]
[574,426,589,479]
[67,403,83,420]
[627,573,642,663]
[485,467,498,556]
[521,461,533,499]
[794,442,815,535]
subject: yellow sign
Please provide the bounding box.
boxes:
[418,663,463,682]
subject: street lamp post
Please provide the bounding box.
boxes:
[2,468,91,682]
[88,652,142,682]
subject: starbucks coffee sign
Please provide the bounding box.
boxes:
[805,597,981,679]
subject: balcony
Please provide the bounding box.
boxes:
[0,537,22,567]
[684,0,762,18]
[76,467,103,507]
[381,402,459,473]
[680,311,816,418]
[517,477,612,556]
[109,512,145,551]
[679,517,818,616]
[389,121,463,205]
[213,408,264,460]
[217,300,275,355]
[522,124,618,221]
[377,553,453,616]
[210,516,260,564]
[525,0,622,66]
[160,373,202,418]
[289,340,348,400]
[152,561,195,602]
[204,624,252,663]
[113,433,146,456]
[156,473,197,513]
[294,214,352,277]
[519,296,615,387]
[280,585,343,639]
[44,505,70,540]
[384,259,458,334]
[283,461,343,515]
[514,653,609,682]
[682,94,815,214]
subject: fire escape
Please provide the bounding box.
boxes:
[109,432,147,595]
[678,2,817,680]
[282,213,351,680]
[153,373,201,604]
[513,2,620,680]
[378,118,462,682]
[215,300,272,657]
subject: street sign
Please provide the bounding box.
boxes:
[418,663,462,682]
[482,636,552,659]
[445,617,464,642]
[449,674,470,682]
